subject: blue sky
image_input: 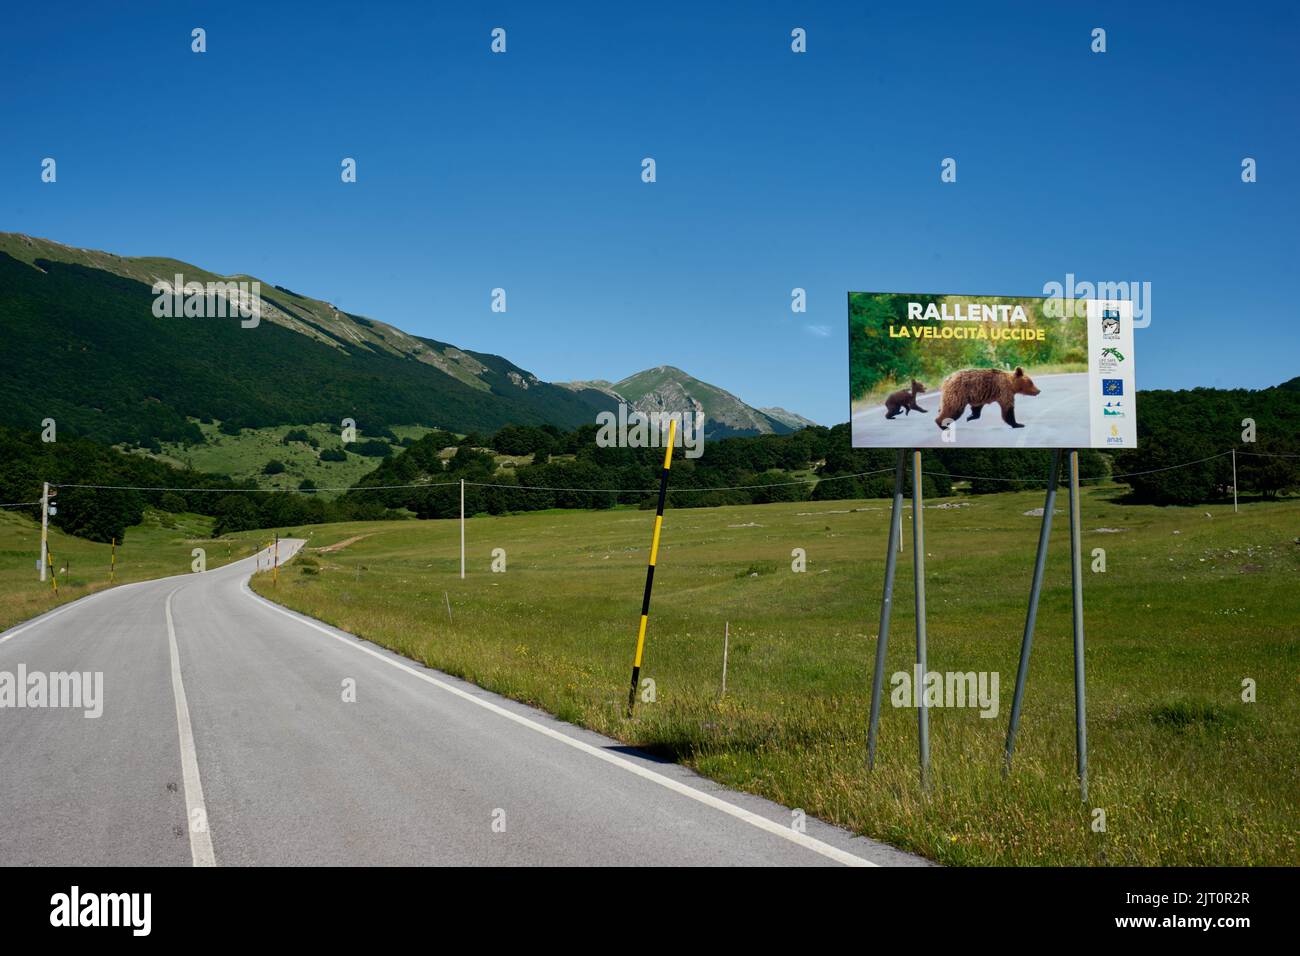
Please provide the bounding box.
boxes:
[3,1,1296,425]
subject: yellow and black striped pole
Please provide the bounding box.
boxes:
[627,418,677,717]
[48,547,58,596]
[110,537,116,583]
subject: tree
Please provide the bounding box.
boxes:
[212,495,260,535]
[159,492,189,513]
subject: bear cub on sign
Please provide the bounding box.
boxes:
[935,366,1040,431]
[884,380,928,419]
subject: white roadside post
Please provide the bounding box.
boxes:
[1232,448,1238,513]
[460,479,465,579]
[39,482,49,581]
[720,621,730,700]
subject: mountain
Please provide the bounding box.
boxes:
[0,233,618,445]
[759,406,820,431]
[558,366,804,439]
[0,233,811,445]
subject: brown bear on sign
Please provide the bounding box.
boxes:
[884,379,928,419]
[934,367,1040,431]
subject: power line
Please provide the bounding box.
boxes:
[464,467,898,494]
[931,451,1237,484]
[52,480,460,492]
[34,447,1295,497]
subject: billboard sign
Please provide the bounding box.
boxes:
[848,292,1137,449]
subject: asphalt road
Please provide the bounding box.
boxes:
[0,544,923,867]
[851,372,1091,448]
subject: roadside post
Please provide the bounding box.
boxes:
[39,482,50,581]
[1232,448,1238,513]
[626,418,677,718]
[719,621,730,700]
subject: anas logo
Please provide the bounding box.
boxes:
[1101,379,1124,396]
[1106,423,1124,445]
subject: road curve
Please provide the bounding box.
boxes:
[0,543,924,867]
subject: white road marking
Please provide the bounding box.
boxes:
[242,581,877,867]
[0,543,280,649]
[165,589,217,867]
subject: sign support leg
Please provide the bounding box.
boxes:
[867,449,906,770]
[912,450,929,787]
[1004,449,1061,773]
[1068,450,1088,802]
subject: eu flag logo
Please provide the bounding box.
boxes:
[1102,379,1123,396]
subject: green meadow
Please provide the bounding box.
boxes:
[238,488,1300,866]
[121,421,435,494]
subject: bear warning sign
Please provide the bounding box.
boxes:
[848,292,1137,449]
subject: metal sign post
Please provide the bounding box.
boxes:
[912,450,930,786]
[1068,451,1089,802]
[1004,450,1061,771]
[1002,449,1088,802]
[867,448,929,788]
[867,450,906,770]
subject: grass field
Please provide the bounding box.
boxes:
[245,489,1299,866]
[0,509,261,633]
[121,421,435,494]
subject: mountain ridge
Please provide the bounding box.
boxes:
[0,232,814,443]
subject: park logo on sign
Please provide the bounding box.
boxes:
[1103,400,1125,418]
[1101,308,1121,338]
